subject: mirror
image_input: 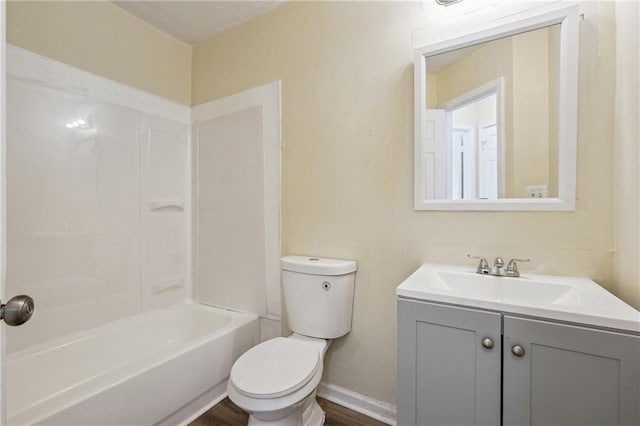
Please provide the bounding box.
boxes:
[414,5,579,211]
[427,25,560,200]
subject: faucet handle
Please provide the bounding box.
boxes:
[506,258,530,277]
[468,254,490,274]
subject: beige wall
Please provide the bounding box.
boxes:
[7,0,192,105]
[192,0,630,404]
[613,1,640,312]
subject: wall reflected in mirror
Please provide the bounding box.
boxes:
[424,24,561,200]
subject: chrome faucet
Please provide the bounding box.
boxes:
[505,258,530,277]
[492,257,505,275]
[468,255,530,277]
[467,255,490,274]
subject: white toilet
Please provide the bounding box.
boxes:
[227,255,357,426]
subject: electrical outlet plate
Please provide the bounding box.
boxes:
[525,185,548,198]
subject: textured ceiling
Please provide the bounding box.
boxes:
[112,1,285,46]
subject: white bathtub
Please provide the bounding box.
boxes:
[7,303,258,425]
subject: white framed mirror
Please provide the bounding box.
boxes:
[414,4,579,211]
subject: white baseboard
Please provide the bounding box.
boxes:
[161,379,398,425]
[317,382,396,425]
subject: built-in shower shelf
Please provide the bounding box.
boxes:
[148,200,184,212]
[151,279,185,294]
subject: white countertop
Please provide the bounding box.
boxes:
[396,263,640,334]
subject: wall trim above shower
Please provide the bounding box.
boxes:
[7,45,190,124]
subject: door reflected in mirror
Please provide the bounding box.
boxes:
[450,93,498,200]
[424,24,561,200]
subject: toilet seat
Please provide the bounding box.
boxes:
[229,337,321,399]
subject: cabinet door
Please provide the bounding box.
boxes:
[503,316,640,426]
[397,300,501,426]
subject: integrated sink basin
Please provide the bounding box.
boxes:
[430,272,581,307]
[397,263,640,333]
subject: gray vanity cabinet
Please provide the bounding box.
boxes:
[398,299,640,426]
[503,316,640,426]
[397,299,501,426]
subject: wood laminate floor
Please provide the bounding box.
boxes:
[189,397,388,426]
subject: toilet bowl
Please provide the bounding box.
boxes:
[227,334,328,425]
[227,256,357,426]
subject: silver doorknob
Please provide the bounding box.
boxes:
[481,338,494,349]
[511,345,525,357]
[1,295,34,326]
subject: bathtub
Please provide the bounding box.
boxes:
[7,303,258,425]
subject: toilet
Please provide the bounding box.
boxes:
[227,255,357,426]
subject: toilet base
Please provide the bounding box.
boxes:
[304,397,325,426]
[247,392,325,426]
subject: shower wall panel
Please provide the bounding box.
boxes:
[197,107,267,315]
[141,115,189,311]
[192,81,281,321]
[6,47,190,353]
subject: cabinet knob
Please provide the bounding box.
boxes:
[481,337,494,349]
[511,345,526,357]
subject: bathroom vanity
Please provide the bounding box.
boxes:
[396,263,640,426]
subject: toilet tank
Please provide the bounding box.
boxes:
[281,256,357,339]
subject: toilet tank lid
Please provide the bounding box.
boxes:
[281,256,357,275]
